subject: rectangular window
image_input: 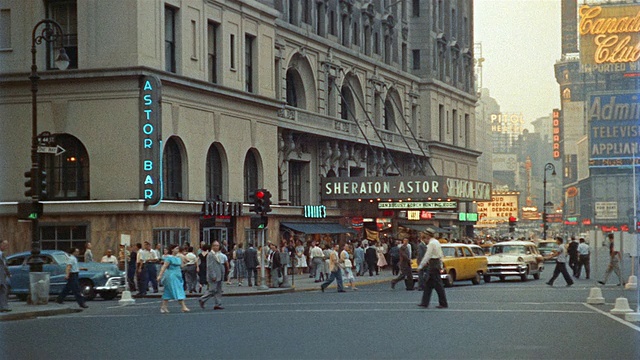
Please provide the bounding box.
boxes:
[207,22,218,83]
[230,34,236,70]
[302,0,310,24]
[190,20,197,60]
[48,0,78,69]
[353,22,359,46]
[411,104,418,134]
[316,3,325,36]
[452,109,458,145]
[0,9,11,49]
[341,15,349,46]
[289,161,303,206]
[412,0,420,17]
[464,113,470,147]
[402,43,407,71]
[330,11,337,36]
[439,104,445,141]
[412,49,420,70]
[374,32,380,54]
[164,6,176,73]
[40,225,88,261]
[153,228,191,248]
[245,34,254,93]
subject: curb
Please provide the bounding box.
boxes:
[0,307,82,322]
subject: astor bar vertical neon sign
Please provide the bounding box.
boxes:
[140,76,162,205]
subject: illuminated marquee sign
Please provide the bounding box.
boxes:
[476,192,519,227]
[552,109,561,160]
[304,205,327,219]
[321,176,491,202]
[579,5,640,68]
[140,76,162,206]
[588,92,640,167]
[490,113,524,134]
[378,201,457,210]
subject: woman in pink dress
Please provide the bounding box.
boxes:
[376,242,388,270]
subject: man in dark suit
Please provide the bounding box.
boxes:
[416,235,429,290]
[244,243,259,287]
[365,243,378,276]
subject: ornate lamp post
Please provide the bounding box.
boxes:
[27,20,70,272]
[542,163,556,240]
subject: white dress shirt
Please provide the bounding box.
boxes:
[417,238,444,270]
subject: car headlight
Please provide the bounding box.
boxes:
[104,271,111,278]
[517,257,524,263]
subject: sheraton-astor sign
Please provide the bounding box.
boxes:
[321,176,491,202]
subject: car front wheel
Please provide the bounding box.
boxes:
[484,275,491,283]
[520,267,529,282]
[444,270,455,287]
[79,279,96,301]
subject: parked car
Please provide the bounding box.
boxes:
[536,240,558,262]
[412,243,488,287]
[485,241,544,282]
[6,250,125,301]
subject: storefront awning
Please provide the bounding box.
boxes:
[281,222,357,235]
[401,224,452,234]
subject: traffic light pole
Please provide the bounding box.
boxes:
[257,228,269,290]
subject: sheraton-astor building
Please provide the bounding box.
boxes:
[0,0,486,258]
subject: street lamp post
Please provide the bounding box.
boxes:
[27,20,70,272]
[543,163,556,240]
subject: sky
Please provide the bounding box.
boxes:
[474,0,562,129]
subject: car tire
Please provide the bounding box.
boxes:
[499,275,506,281]
[472,272,481,285]
[533,272,541,280]
[483,275,491,283]
[520,267,529,282]
[79,279,96,301]
[100,290,118,301]
[444,270,455,287]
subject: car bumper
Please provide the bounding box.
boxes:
[486,264,527,276]
[95,277,126,292]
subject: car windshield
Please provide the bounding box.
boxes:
[54,253,70,265]
[538,243,555,250]
[492,245,527,255]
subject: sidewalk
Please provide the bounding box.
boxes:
[0,269,397,321]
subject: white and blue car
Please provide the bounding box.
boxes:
[6,250,125,301]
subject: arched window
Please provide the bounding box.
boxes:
[206,144,223,200]
[286,68,299,107]
[163,137,184,200]
[384,99,395,131]
[44,134,89,199]
[340,85,355,121]
[243,150,259,202]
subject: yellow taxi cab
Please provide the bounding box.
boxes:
[411,243,488,287]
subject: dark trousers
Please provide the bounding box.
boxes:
[569,256,579,276]
[146,263,158,292]
[56,273,85,306]
[548,261,574,286]
[246,267,258,286]
[321,269,344,292]
[126,266,137,291]
[576,255,590,279]
[421,262,447,307]
[391,258,400,275]
[366,261,378,276]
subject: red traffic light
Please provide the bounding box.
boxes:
[256,190,265,199]
[509,216,517,222]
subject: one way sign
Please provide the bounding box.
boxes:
[37,145,66,156]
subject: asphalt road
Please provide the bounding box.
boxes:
[2,274,639,360]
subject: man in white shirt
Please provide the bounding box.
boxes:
[310,242,325,282]
[576,238,590,279]
[416,229,448,309]
[100,249,118,264]
[545,237,574,287]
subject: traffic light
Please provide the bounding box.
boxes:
[508,216,517,233]
[38,169,47,199]
[250,215,268,229]
[262,190,272,214]
[24,168,36,198]
[249,189,266,214]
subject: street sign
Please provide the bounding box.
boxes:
[37,145,66,156]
